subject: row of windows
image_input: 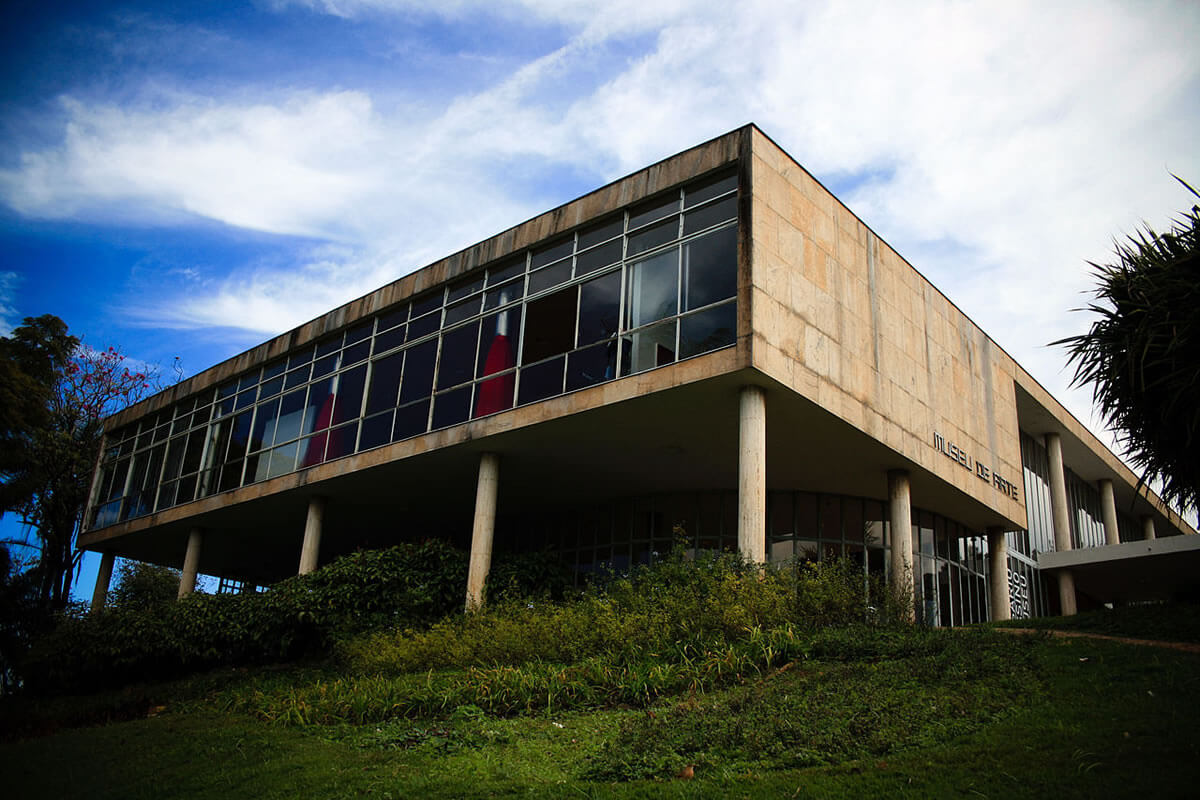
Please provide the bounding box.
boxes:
[89,170,740,530]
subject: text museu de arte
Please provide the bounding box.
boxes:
[932,432,1020,502]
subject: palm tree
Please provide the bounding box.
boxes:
[1057,177,1200,514]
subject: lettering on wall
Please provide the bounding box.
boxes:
[932,431,1020,502]
[1008,568,1031,618]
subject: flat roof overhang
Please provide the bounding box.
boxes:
[1038,535,1200,603]
[80,359,1025,585]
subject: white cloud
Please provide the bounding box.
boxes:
[3,0,1199,446]
[0,272,19,335]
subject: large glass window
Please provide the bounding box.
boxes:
[89,167,739,525]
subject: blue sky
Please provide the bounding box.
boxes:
[1,0,1198,598]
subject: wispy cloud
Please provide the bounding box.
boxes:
[0,271,20,335]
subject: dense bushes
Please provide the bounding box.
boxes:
[19,541,903,699]
[19,540,471,694]
[339,551,906,675]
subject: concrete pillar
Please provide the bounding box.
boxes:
[466,453,500,611]
[737,385,767,563]
[887,469,914,621]
[1044,433,1077,615]
[298,496,326,575]
[1099,479,1120,547]
[178,528,203,599]
[1142,515,1157,541]
[90,551,116,615]
[987,527,1011,621]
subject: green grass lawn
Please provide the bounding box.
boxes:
[4,626,1199,799]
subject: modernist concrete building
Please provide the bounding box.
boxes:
[80,125,1196,622]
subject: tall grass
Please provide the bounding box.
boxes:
[338,551,905,675]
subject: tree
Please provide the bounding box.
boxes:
[108,559,181,612]
[1056,178,1200,513]
[0,316,154,611]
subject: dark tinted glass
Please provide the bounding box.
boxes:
[528,259,572,295]
[577,270,621,346]
[406,312,440,341]
[274,388,307,443]
[566,341,617,391]
[530,238,572,269]
[377,306,408,331]
[325,422,359,461]
[578,215,623,249]
[411,292,442,317]
[262,360,286,380]
[575,239,622,276]
[284,366,309,390]
[679,302,736,359]
[374,325,406,354]
[250,397,281,451]
[627,218,678,257]
[332,365,367,425]
[447,275,484,302]
[517,356,564,405]
[315,336,341,358]
[486,257,524,286]
[629,194,679,229]
[684,171,737,207]
[304,377,334,433]
[523,288,576,363]
[432,387,472,429]
[342,340,370,367]
[287,346,314,368]
[437,321,480,390]
[312,353,337,379]
[393,399,430,440]
[399,340,437,404]
[484,279,523,311]
[228,410,253,460]
[444,296,481,326]
[359,411,394,451]
[345,321,372,345]
[259,375,284,400]
[366,351,404,415]
[683,195,736,236]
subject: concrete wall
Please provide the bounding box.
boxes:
[747,128,1026,529]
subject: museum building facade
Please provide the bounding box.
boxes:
[79,125,1194,622]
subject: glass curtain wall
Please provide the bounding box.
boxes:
[89,169,739,530]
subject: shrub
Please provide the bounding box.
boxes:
[19,539,469,695]
[339,550,905,675]
[108,560,180,612]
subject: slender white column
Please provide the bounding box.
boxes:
[90,551,116,615]
[298,496,326,575]
[1098,479,1120,547]
[466,453,500,610]
[737,385,767,564]
[1142,515,1157,541]
[987,527,1011,621]
[178,528,203,599]
[887,469,914,621]
[1044,433,1076,615]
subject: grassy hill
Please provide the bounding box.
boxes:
[2,552,1198,798]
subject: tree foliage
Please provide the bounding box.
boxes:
[1057,178,1200,512]
[108,559,181,612]
[0,315,154,610]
